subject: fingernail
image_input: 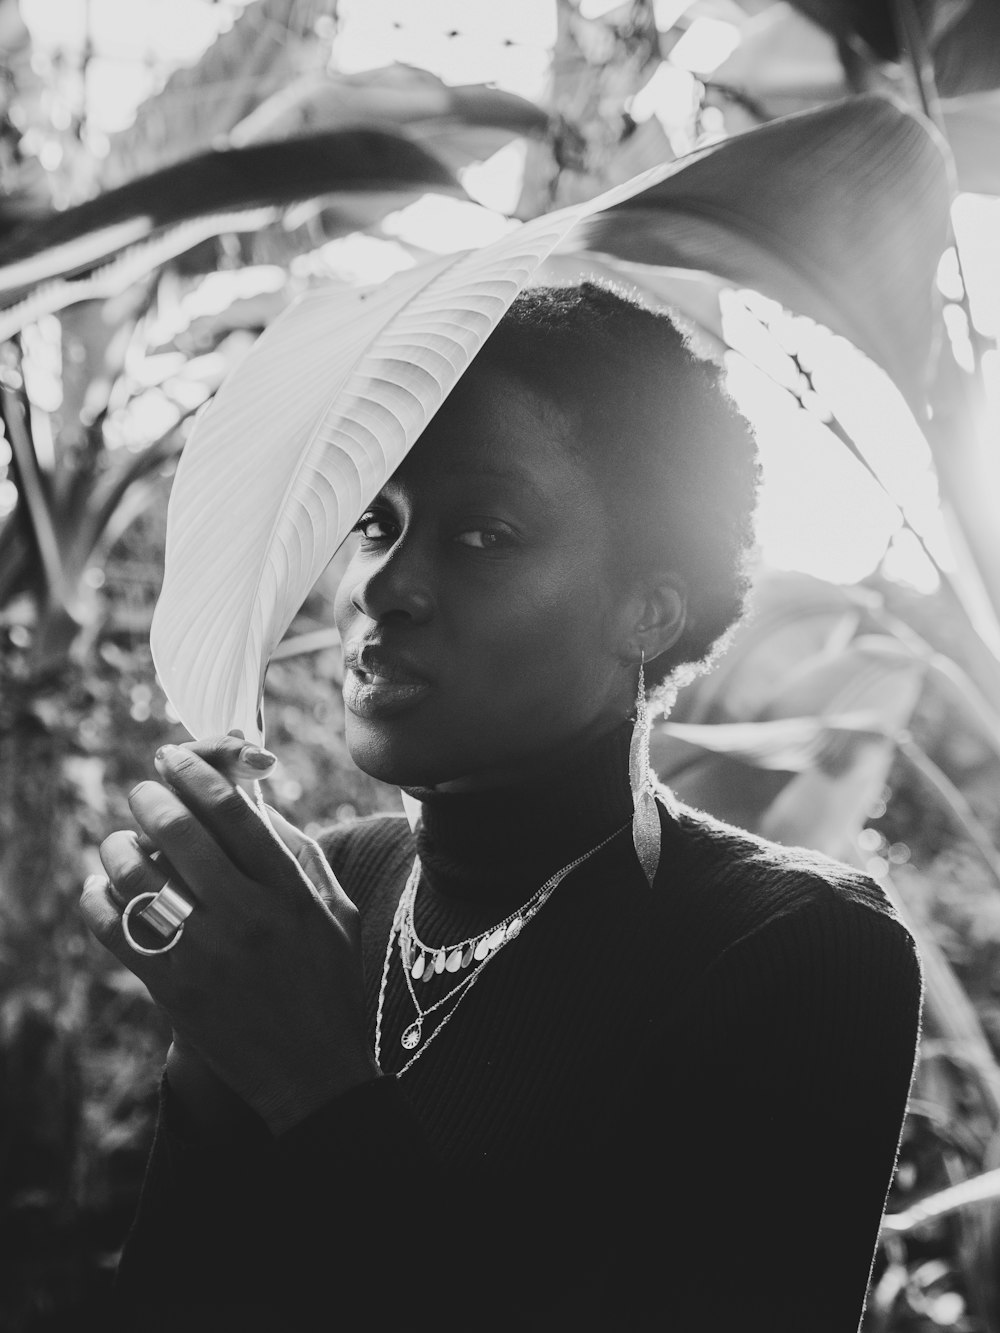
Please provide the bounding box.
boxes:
[240,744,277,771]
[83,873,107,893]
[154,744,181,768]
[228,728,246,739]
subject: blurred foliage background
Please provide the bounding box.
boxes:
[0,0,999,1328]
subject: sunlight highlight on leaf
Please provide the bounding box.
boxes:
[575,95,951,416]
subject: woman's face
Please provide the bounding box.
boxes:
[333,366,641,791]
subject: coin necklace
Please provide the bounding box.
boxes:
[375,821,628,1075]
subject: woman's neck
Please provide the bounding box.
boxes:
[425,714,632,796]
[406,721,635,908]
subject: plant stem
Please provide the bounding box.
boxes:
[0,359,67,611]
[883,1167,1000,1235]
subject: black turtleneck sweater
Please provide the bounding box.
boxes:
[113,727,922,1332]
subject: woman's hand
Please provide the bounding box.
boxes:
[141,733,277,1133]
[81,736,378,1135]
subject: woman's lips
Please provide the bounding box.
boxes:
[342,659,431,720]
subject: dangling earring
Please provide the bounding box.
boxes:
[629,653,661,887]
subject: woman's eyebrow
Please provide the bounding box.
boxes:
[384,461,551,504]
[439,461,553,502]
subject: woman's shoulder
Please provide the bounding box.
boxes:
[654,801,922,1128]
[662,794,915,952]
[660,800,923,1057]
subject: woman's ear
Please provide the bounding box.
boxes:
[633,575,687,665]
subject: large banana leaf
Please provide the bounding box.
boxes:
[788,0,900,60]
[230,64,550,174]
[0,129,463,326]
[717,9,1000,196]
[660,712,900,771]
[787,0,1000,96]
[670,571,868,725]
[655,632,925,846]
[571,94,950,416]
[149,166,665,742]
[930,0,1000,96]
[100,0,340,185]
[712,3,849,118]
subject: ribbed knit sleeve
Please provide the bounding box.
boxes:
[623,884,923,1332]
[112,1076,282,1331]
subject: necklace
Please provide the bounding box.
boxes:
[375,821,628,1075]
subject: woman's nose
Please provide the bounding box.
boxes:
[348,545,434,625]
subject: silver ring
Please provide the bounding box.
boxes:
[122,884,195,956]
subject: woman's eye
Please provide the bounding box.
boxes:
[454,528,510,550]
[352,511,397,543]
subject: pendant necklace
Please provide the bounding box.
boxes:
[375,821,628,1075]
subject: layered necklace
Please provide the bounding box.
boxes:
[375,821,628,1075]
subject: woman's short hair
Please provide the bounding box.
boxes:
[476,281,761,704]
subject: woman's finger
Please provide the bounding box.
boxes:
[81,872,130,954]
[135,830,158,858]
[80,871,174,973]
[156,731,277,786]
[128,766,302,903]
[261,803,310,858]
[100,829,188,910]
[128,778,249,894]
[263,805,354,914]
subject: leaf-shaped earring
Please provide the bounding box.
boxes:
[629,654,661,888]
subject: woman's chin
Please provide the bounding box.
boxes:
[344,725,504,792]
[343,711,622,793]
[343,719,441,789]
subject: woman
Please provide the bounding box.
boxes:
[82,283,922,1331]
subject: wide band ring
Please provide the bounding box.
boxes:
[122,884,195,956]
